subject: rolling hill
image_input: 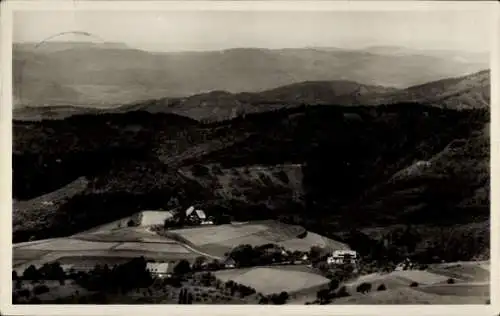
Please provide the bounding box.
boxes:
[13,70,489,122]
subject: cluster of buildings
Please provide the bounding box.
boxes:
[184,206,213,225]
[326,250,359,265]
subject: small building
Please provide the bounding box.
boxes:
[146,262,174,278]
[223,257,236,269]
[327,250,358,265]
[185,206,212,225]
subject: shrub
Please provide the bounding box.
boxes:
[377,284,387,291]
[174,260,192,275]
[18,289,30,298]
[33,284,50,295]
[410,282,419,287]
[447,278,455,284]
[329,279,340,291]
[192,164,210,177]
[316,289,330,304]
[336,286,350,298]
[356,282,372,294]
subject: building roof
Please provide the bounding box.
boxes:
[224,257,236,264]
[195,210,207,219]
[186,206,195,216]
[146,262,173,274]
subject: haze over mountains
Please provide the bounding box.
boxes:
[13,41,488,110]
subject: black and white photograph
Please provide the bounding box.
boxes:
[1,0,498,312]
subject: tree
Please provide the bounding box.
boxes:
[309,246,323,264]
[278,291,289,303]
[193,256,208,271]
[356,282,372,294]
[329,279,340,291]
[316,289,330,304]
[33,284,50,295]
[174,260,192,276]
[377,284,387,291]
[22,265,41,281]
[336,286,350,298]
[447,278,455,284]
[12,270,18,280]
[229,244,255,267]
[410,282,419,287]
[316,261,330,273]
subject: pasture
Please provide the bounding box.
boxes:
[113,242,190,253]
[15,238,120,251]
[418,283,490,297]
[169,220,349,257]
[76,228,177,243]
[331,287,488,305]
[428,262,490,282]
[214,267,330,295]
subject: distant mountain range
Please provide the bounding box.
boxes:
[13,69,490,122]
[13,42,488,109]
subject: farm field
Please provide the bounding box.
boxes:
[75,227,178,243]
[427,262,490,282]
[331,287,488,304]
[168,220,349,257]
[113,242,190,253]
[13,231,200,274]
[15,238,120,251]
[418,283,489,297]
[214,266,330,295]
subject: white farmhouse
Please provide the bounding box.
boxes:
[146,262,174,278]
[327,250,359,265]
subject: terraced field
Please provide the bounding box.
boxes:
[167,220,349,256]
[13,233,200,273]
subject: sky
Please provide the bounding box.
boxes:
[13,10,492,53]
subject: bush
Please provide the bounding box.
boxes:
[377,284,387,291]
[356,282,372,294]
[446,278,455,284]
[33,284,50,295]
[336,286,350,298]
[174,260,192,275]
[410,282,419,287]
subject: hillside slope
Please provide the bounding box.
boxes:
[12,71,490,247]
[13,70,489,122]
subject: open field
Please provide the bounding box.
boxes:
[214,266,329,295]
[14,279,91,302]
[15,238,120,251]
[167,220,349,257]
[13,248,200,273]
[427,262,490,282]
[77,217,133,235]
[74,227,177,243]
[418,283,489,297]
[113,242,190,253]
[169,224,269,245]
[13,231,200,274]
[331,287,488,304]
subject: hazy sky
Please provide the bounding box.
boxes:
[14,10,492,52]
